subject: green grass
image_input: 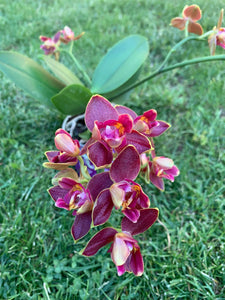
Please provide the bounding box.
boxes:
[1,0,225,299]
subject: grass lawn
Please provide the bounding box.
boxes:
[1,0,225,299]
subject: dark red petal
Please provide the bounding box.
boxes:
[87,171,113,202]
[121,208,159,235]
[71,211,92,241]
[115,105,137,120]
[143,109,157,121]
[117,264,126,276]
[118,114,133,133]
[80,138,95,156]
[85,95,118,131]
[110,145,140,182]
[58,177,77,189]
[92,189,113,226]
[149,121,170,137]
[48,186,68,202]
[82,227,118,256]
[88,141,113,168]
[45,151,60,162]
[124,130,151,154]
[150,171,164,191]
[165,165,180,176]
[55,198,69,210]
[59,153,78,163]
[123,208,140,223]
[129,248,144,276]
[138,191,150,208]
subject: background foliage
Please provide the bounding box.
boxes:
[1,0,225,299]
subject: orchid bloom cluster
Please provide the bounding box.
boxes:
[43,95,179,276]
[40,26,84,56]
[171,4,225,55]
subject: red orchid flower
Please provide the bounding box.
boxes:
[108,232,144,276]
[109,180,150,223]
[92,146,156,226]
[83,95,151,168]
[133,109,170,137]
[43,129,80,170]
[48,171,113,240]
[60,26,85,44]
[83,228,143,276]
[48,177,93,240]
[49,177,93,213]
[39,31,61,55]
[171,4,203,36]
[115,105,170,137]
[92,145,146,225]
[208,9,225,55]
[82,208,158,276]
[146,156,180,191]
[92,114,133,148]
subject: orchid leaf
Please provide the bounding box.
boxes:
[0,51,65,109]
[102,67,142,103]
[91,35,149,94]
[51,84,92,115]
[42,56,83,86]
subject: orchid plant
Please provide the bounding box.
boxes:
[43,94,179,276]
[1,4,224,276]
[0,5,225,116]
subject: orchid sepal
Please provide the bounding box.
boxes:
[171,4,203,36]
[110,145,140,182]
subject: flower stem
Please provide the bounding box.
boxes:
[156,35,204,72]
[184,20,189,38]
[78,157,91,181]
[61,49,92,87]
[111,54,225,100]
[110,32,217,100]
[68,51,92,86]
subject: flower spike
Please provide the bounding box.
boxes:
[43,92,175,276]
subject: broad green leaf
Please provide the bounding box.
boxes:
[103,67,142,104]
[51,84,92,115]
[42,56,83,86]
[91,35,149,94]
[0,51,65,109]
